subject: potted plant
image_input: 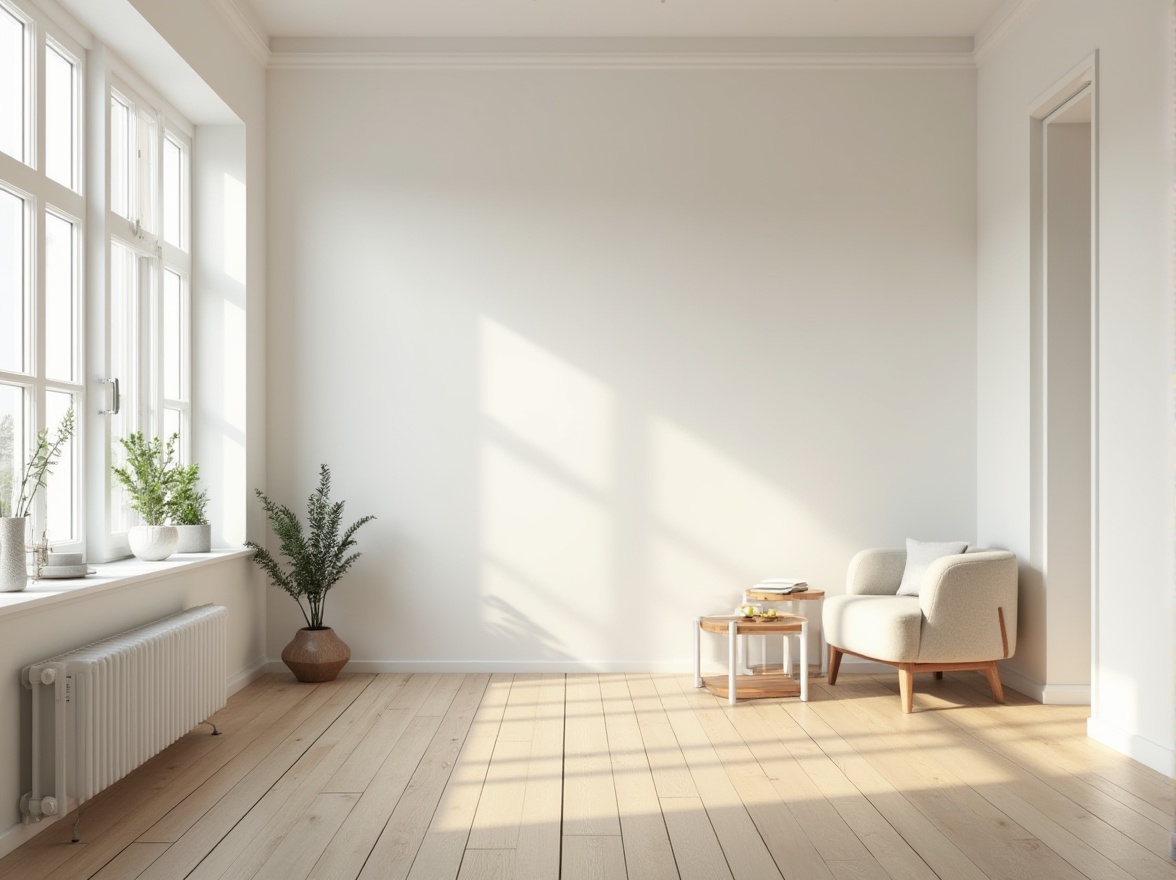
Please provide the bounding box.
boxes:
[1,407,74,591]
[111,432,181,560]
[246,464,375,682]
[169,463,211,552]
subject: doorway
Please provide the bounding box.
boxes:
[1029,58,1097,704]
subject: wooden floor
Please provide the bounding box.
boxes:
[1,671,1173,880]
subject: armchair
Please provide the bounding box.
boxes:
[822,547,1018,712]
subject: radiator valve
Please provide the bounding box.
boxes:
[19,793,58,822]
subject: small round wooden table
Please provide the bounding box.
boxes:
[693,614,809,705]
[742,589,826,676]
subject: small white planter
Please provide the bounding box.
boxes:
[175,523,212,553]
[128,525,179,561]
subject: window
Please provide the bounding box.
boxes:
[0,0,82,552]
[0,3,29,165]
[104,80,192,554]
[0,0,193,560]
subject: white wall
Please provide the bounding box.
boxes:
[266,65,979,670]
[976,0,1174,774]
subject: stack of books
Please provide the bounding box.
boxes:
[752,578,808,594]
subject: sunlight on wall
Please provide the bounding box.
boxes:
[478,319,618,659]
[1095,666,1138,731]
[219,298,246,543]
[480,319,613,491]
[480,441,612,656]
[223,173,245,285]
[222,298,246,434]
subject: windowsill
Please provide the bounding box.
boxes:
[0,548,253,621]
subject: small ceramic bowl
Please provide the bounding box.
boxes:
[47,552,83,566]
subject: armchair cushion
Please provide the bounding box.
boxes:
[895,538,968,596]
[823,594,923,663]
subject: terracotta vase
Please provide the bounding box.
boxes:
[281,627,350,682]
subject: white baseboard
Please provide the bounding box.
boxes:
[227,656,270,696]
[260,655,887,677]
[0,814,66,861]
[1087,717,1175,778]
[997,665,1090,705]
[268,658,701,675]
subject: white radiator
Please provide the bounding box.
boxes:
[19,604,227,823]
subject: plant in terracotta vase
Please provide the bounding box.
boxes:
[111,432,182,560]
[168,462,211,552]
[246,464,375,682]
[0,407,74,592]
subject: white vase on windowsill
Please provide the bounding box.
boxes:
[128,525,179,561]
[0,516,28,592]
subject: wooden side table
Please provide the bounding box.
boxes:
[742,588,827,675]
[693,614,808,705]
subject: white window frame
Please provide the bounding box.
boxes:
[98,72,192,559]
[0,0,85,553]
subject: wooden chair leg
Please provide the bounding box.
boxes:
[827,646,843,685]
[898,665,915,713]
[983,662,1005,704]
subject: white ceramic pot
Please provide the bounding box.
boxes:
[175,523,212,553]
[0,516,28,592]
[128,525,179,561]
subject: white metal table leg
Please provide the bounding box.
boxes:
[799,619,809,702]
[728,620,738,705]
[693,618,702,688]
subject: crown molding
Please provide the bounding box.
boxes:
[972,0,1036,66]
[267,36,976,71]
[268,52,976,71]
[210,0,271,66]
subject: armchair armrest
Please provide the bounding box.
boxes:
[918,550,1018,662]
[846,548,906,595]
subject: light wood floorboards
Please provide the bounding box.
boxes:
[1,672,1172,880]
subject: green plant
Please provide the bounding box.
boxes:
[8,407,75,518]
[169,463,209,526]
[111,432,181,526]
[246,464,375,630]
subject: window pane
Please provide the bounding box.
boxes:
[0,384,24,518]
[110,96,131,219]
[163,407,180,448]
[0,188,26,373]
[109,242,138,533]
[44,390,74,542]
[163,268,182,400]
[0,7,25,163]
[45,212,75,381]
[162,136,182,247]
[45,45,75,189]
[136,108,156,234]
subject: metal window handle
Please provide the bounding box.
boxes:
[99,378,120,415]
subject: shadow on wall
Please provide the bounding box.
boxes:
[480,592,573,664]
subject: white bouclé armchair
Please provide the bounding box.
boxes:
[822,546,1018,712]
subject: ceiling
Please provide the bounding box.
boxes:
[240,0,1009,41]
